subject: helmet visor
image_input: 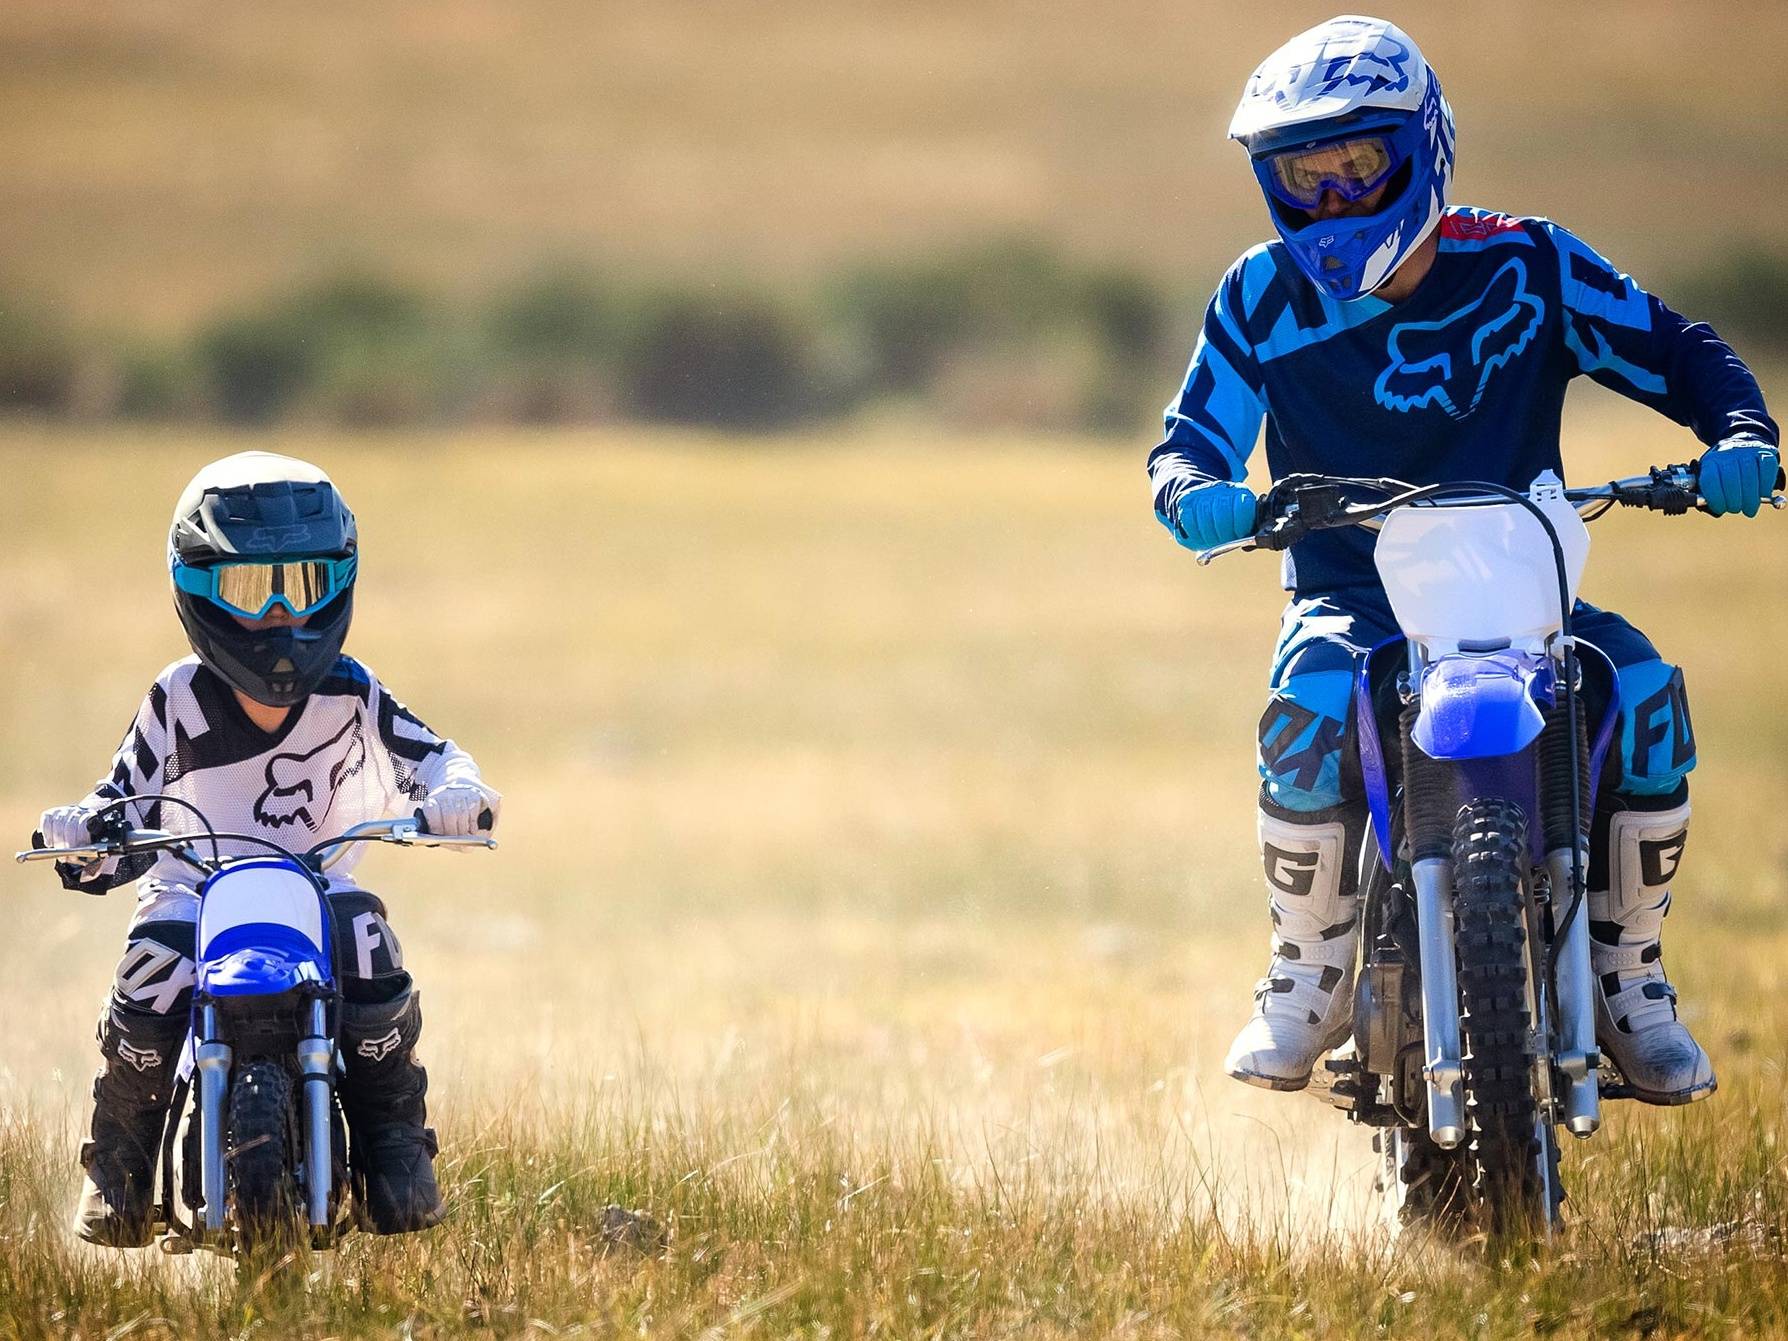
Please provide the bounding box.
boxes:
[174,555,357,619]
[1263,135,1399,210]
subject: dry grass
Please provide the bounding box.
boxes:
[2,1,1786,329]
[0,401,1785,1334]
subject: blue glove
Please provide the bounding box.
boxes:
[1699,436,1781,518]
[1170,481,1259,551]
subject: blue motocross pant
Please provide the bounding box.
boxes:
[1258,592,1696,815]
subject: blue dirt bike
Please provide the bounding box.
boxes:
[1199,461,1781,1236]
[20,800,492,1256]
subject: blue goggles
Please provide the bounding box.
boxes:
[173,555,357,619]
[1262,134,1402,211]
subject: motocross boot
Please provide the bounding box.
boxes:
[1590,791,1715,1104]
[1224,798,1363,1090]
[73,999,186,1247]
[338,988,445,1234]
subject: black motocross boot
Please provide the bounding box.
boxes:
[74,1000,187,1247]
[338,989,444,1234]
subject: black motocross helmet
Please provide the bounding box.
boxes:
[168,452,358,706]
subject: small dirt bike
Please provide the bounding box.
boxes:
[1199,462,1781,1236]
[20,800,492,1256]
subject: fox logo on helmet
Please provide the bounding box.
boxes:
[252,715,367,831]
[1309,33,1412,98]
[1246,22,1417,110]
[1373,257,1544,420]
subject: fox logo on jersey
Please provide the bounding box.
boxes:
[1373,256,1544,420]
[253,715,368,830]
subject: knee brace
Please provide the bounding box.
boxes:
[1258,793,1365,932]
[1589,784,1690,939]
[1258,670,1356,813]
[110,919,197,1018]
[92,995,189,1116]
[328,890,412,1004]
[1616,659,1697,797]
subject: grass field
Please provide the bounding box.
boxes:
[0,401,1786,1335]
[4,0,1787,330]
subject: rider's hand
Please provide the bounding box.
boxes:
[39,805,97,850]
[39,804,112,884]
[1171,481,1259,551]
[416,782,501,837]
[1699,435,1780,518]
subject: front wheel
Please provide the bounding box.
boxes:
[1452,799,1560,1234]
[227,1061,300,1252]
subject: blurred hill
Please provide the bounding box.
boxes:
[5,0,1786,333]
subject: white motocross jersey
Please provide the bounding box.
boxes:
[65,656,487,897]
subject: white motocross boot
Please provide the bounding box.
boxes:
[1224,800,1361,1091]
[1590,792,1715,1104]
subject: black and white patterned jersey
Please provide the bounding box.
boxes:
[60,655,489,897]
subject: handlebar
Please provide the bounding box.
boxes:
[307,816,497,871]
[1194,461,1787,566]
[18,812,495,881]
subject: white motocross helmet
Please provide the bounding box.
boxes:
[1229,15,1456,301]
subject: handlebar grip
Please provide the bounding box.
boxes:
[410,807,497,836]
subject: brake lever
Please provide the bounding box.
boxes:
[15,844,114,875]
[1193,537,1256,566]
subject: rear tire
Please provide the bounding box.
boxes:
[228,1061,299,1252]
[1452,799,1557,1234]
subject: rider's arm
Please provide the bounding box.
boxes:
[1148,255,1268,528]
[55,682,171,893]
[1547,223,1779,449]
[359,666,494,808]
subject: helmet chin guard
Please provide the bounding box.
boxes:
[1229,16,1455,302]
[168,452,358,706]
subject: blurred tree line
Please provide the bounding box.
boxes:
[2,242,1783,436]
[0,241,1187,436]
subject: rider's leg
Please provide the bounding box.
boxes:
[328,889,444,1233]
[76,899,196,1246]
[1224,597,1388,1090]
[1576,606,1713,1104]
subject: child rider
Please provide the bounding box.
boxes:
[37,451,502,1244]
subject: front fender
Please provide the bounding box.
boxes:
[1412,652,1553,761]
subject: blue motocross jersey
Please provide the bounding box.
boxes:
[1149,208,1779,595]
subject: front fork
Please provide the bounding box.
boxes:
[194,1004,231,1235]
[1409,848,1600,1147]
[297,997,334,1232]
[1402,743,1601,1149]
[1546,846,1601,1136]
[1409,857,1465,1147]
[192,995,339,1241]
